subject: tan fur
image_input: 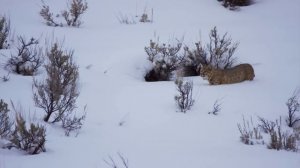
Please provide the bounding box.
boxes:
[200,64,255,85]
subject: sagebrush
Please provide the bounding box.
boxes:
[238,116,299,152]
[144,27,238,80]
[139,8,153,23]
[62,106,87,136]
[39,4,61,27]
[7,113,46,155]
[40,0,88,27]
[174,78,194,113]
[0,15,10,49]
[62,0,88,27]
[286,92,300,127]
[237,116,263,145]
[6,36,43,76]
[266,118,298,151]
[184,27,239,76]
[0,99,13,139]
[144,39,184,81]
[33,42,79,123]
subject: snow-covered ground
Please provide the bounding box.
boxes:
[0,0,300,167]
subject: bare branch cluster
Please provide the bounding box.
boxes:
[104,153,129,168]
[174,78,194,113]
[116,6,153,25]
[208,99,222,115]
[62,106,87,136]
[32,42,85,136]
[139,8,153,23]
[40,0,88,27]
[6,36,43,76]
[238,116,299,152]
[33,42,79,123]
[0,15,10,49]
[7,113,46,155]
[116,13,136,25]
[207,27,238,69]
[40,4,61,27]
[62,0,88,27]
[258,117,276,133]
[184,26,239,74]
[183,42,207,74]
[237,116,263,145]
[266,118,298,151]
[145,39,184,81]
[286,92,300,127]
[0,99,13,139]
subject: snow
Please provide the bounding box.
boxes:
[0,0,300,168]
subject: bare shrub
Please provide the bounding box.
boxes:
[39,4,61,27]
[258,117,276,134]
[240,116,298,152]
[117,5,153,24]
[139,13,149,23]
[237,116,263,145]
[61,0,88,27]
[286,92,300,127]
[0,15,10,49]
[183,27,238,76]
[116,13,136,24]
[33,42,79,123]
[283,133,298,151]
[6,36,43,76]
[267,118,298,151]
[139,6,153,23]
[183,42,207,75]
[208,99,222,115]
[206,26,238,69]
[174,78,194,113]
[0,99,13,139]
[40,0,87,27]
[62,105,87,136]
[7,113,46,155]
[104,153,129,168]
[144,39,184,81]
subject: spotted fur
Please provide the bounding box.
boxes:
[200,64,255,85]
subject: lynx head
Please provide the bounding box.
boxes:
[200,65,213,78]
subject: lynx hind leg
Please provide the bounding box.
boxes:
[249,73,255,81]
[247,66,255,81]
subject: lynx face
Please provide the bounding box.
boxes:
[200,64,255,85]
[199,65,212,79]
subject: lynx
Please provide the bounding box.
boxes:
[200,64,255,85]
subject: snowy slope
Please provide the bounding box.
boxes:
[0,0,300,168]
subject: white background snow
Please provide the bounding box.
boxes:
[0,0,300,167]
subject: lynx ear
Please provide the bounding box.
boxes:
[206,64,213,69]
[199,62,207,69]
[196,64,202,73]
